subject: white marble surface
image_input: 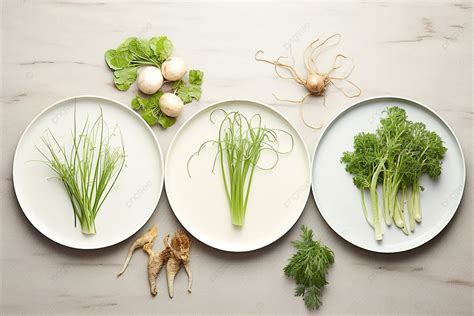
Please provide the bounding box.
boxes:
[1,0,472,314]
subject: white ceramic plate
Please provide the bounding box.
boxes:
[13,96,164,249]
[312,96,465,253]
[166,99,311,252]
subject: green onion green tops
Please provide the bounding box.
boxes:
[37,107,126,235]
[187,109,294,226]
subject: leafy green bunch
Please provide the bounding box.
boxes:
[341,106,447,239]
[105,36,173,91]
[284,226,335,310]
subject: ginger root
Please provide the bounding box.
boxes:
[166,230,192,298]
[117,225,157,276]
[143,236,171,296]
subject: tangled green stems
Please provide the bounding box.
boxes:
[37,106,126,235]
[188,109,294,226]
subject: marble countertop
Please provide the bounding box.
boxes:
[1,0,472,314]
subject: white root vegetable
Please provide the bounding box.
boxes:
[117,225,157,276]
[161,57,187,81]
[166,256,181,298]
[166,230,192,298]
[143,236,171,296]
[159,93,184,117]
[184,263,193,293]
[137,66,164,95]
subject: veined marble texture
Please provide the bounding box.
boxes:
[0,0,472,314]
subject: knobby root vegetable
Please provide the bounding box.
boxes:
[255,34,361,129]
[166,230,192,298]
[159,92,184,117]
[161,57,187,81]
[117,225,157,276]
[137,66,164,95]
[143,236,171,296]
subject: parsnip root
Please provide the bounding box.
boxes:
[117,225,157,277]
[166,230,192,298]
[143,236,171,296]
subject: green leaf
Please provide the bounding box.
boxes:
[131,97,141,110]
[105,49,131,70]
[131,94,148,110]
[151,36,173,61]
[117,37,137,51]
[189,69,204,85]
[176,84,202,104]
[303,286,322,310]
[148,91,164,107]
[140,108,158,125]
[157,112,176,128]
[113,67,137,91]
[128,38,154,60]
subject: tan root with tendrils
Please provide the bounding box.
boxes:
[143,235,171,296]
[117,225,157,276]
[255,34,361,128]
[166,230,192,298]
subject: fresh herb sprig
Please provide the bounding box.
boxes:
[284,226,335,310]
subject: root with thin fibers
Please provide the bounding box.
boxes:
[255,34,362,129]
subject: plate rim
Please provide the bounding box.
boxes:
[311,95,466,253]
[165,98,312,252]
[12,95,165,250]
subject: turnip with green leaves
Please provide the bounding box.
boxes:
[105,37,204,128]
[161,57,187,81]
[137,66,164,94]
[159,93,184,117]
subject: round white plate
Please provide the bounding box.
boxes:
[166,99,311,252]
[312,96,466,253]
[13,96,164,249]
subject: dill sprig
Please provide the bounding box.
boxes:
[284,226,335,310]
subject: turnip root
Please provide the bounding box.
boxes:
[166,230,192,298]
[159,93,184,117]
[255,34,361,128]
[137,66,164,95]
[117,225,157,276]
[143,236,171,296]
[161,57,187,81]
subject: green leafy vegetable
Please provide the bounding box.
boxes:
[341,106,447,239]
[131,92,177,128]
[187,110,293,226]
[114,67,138,91]
[172,70,204,104]
[284,226,335,310]
[37,107,126,235]
[104,36,172,90]
[150,36,173,61]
